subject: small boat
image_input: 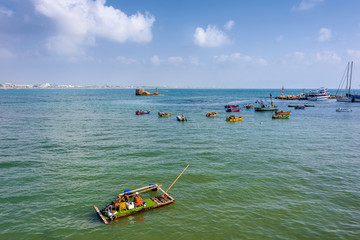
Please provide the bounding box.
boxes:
[244,104,253,109]
[275,110,291,115]
[304,104,315,107]
[336,108,352,112]
[177,116,187,121]
[272,114,290,119]
[254,94,278,111]
[94,165,189,224]
[226,115,244,122]
[206,112,218,117]
[136,110,150,115]
[295,106,306,109]
[225,104,239,108]
[226,108,240,112]
[158,112,172,117]
[288,104,298,107]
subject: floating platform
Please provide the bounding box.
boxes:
[94,184,174,224]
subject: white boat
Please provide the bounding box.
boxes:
[305,87,330,101]
[336,61,360,102]
[336,108,352,112]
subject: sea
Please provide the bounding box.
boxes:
[0,88,359,240]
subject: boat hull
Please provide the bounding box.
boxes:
[306,96,329,101]
[226,116,244,122]
[158,112,172,117]
[206,112,218,117]
[336,108,352,112]
[272,114,290,119]
[254,107,278,111]
[275,111,291,115]
[226,108,240,112]
[336,96,360,102]
[136,111,150,115]
[177,116,187,121]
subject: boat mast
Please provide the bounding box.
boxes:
[345,62,349,95]
[349,61,353,95]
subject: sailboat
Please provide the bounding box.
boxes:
[254,94,279,111]
[336,61,360,102]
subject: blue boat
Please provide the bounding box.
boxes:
[136,110,150,115]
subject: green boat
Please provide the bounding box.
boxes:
[158,112,172,117]
[254,95,278,111]
[272,114,290,119]
[288,104,298,107]
[304,104,315,107]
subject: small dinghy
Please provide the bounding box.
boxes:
[336,108,352,112]
[177,115,187,121]
[136,110,150,115]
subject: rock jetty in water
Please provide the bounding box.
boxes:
[135,88,159,96]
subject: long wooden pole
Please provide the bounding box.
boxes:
[165,164,189,194]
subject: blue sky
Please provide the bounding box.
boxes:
[1,0,360,88]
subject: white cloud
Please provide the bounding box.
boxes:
[224,20,235,31]
[318,28,332,42]
[346,49,360,62]
[0,6,13,17]
[0,48,16,60]
[151,55,197,66]
[167,56,183,65]
[194,25,229,47]
[151,55,161,65]
[315,51,341,63]
[286,50,341,64]
[292,0,324,11]
[213,53,268,66]
[33,0,155,55]
[189,56,199,66]
[116,56,136,64]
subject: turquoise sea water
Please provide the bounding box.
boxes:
[0,89,359,239]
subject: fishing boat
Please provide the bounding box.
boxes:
[275,110,291,115]
[226,115,244,122]
[226,108,240,112]
[295,106,306,109]
[305,87,330,101]
[336,108,352,112]
[158,112,172,117]
[94,165,189,224]
[206,112,218,117]
[254,94,278,111]
[177,115,187,121]
[304,104,315,107]
[136,110,150,115]
[272,114,290,119]
[225,104,239,108]
[336,61,360,102]
[244,104,253,109]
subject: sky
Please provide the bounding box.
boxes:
[0,0,360,88]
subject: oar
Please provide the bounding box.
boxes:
[164,164,190,195]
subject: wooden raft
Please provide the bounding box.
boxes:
[94,184,174,224]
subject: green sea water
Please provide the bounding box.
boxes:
[0,89,359,239]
